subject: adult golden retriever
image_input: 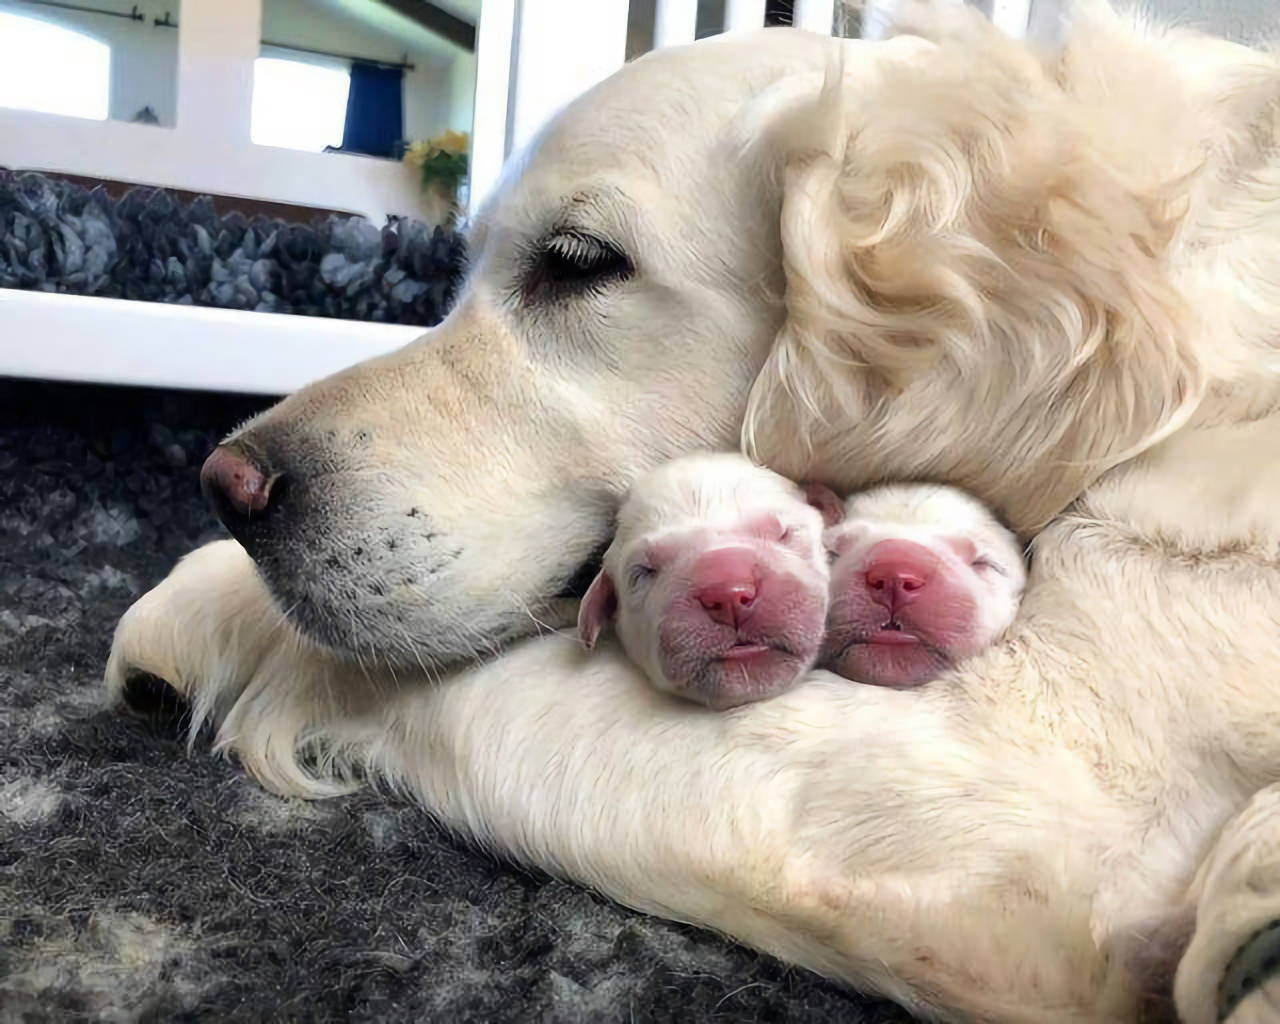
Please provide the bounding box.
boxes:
[106,3,1280,1020]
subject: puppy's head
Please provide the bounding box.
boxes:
[578,452,831,710]
[821,483,1025,688]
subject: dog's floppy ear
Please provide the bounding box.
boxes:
[740,10,1207,534]
[577,569,618,650]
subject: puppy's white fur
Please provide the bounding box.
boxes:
[582,452,829,705]
[106,5,1280,1021]
[828,483,1027,662]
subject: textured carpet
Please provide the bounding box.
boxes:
[0,377,912,1023]
[0,170,465,326]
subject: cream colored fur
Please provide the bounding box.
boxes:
[106,4,1280,1021]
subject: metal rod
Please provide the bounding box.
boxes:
[148,16,418,71]
[260,39,416,72]
[20,0,143,21]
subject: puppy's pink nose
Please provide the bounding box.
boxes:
[864,539,936,613]
[692,548,758,628]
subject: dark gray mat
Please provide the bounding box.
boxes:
[0,378,912,1022]
[0,171,465,326]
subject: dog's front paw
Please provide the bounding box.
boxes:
[104,539,369,799]
[105,539,279,729]
[1176,786,1280,1024]
[1219,921,1280,1024]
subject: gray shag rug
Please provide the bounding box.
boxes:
[0,377,914,1022]
[0,170,466,326]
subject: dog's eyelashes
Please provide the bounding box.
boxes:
[528,230,632,297]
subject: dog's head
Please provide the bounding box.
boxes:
[201,12,1220,669]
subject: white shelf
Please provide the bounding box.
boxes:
[0,288,424,395]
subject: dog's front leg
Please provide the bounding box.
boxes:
[349,660,1132,1024]
[105,572,889,1007]
[103,549,1106,1022]
[103,549,833,958]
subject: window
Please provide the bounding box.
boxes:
[0,12,110,120]
[251,56,351,152]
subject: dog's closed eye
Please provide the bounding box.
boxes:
[527,229,632,298]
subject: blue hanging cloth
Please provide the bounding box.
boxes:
[341,61,405,159]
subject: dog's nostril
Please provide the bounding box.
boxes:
[200,444,279,534]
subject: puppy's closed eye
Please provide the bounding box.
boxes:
[627,563,656,590]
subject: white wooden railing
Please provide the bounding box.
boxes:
[470,0,846,211]
[0,0,1030,395]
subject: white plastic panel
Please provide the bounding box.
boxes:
[0,289,423,396]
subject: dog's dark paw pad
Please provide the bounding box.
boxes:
[120,671,191,723]
[1218,919,1280,1021]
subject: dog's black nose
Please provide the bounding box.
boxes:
[200,444,276,535]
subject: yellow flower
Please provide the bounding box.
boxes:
[434,129,469,155]
[403,131,468,171]
[403,139,434,169]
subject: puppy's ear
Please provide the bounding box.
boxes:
[577,570,618,651]
[802,483,844,527]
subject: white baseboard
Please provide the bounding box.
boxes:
[0,288,425,396]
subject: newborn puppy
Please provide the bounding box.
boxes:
[818,484,1026,689]
[578,452,833,710]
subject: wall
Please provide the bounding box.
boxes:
[259,0,469,144]
[0,0,475,139]
[446,49,478,142]
[0,2,412,221]
[0,0,476,223]
[0,0,180,125]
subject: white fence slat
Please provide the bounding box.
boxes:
[469,0,517,214]
[860,0,896,39]
[654,0,699,47]
[860,0,963,40]
[990,0,1032,36]
[509,0,630,153]
[724,0,767,32]
[793,0,836,33]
